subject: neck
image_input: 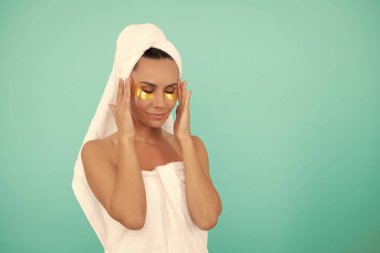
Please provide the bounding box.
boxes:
[133,126,164,144]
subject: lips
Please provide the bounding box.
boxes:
[149,113,166,116]
[147,112,167,120]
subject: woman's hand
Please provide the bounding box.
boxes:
[108,76,135,140]
[173,79,192,142]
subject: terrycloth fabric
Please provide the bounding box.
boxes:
[71,23,208,252]
[101,161,208,253]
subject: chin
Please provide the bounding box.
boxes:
[146,121,165,129]
[152,117,168,128]
[144,115,168,128]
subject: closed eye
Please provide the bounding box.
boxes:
[143,89,175,94]
[142,89,154,93]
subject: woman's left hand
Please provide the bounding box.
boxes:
[173,79,192,142]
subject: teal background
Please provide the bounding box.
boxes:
[1,0,379,252]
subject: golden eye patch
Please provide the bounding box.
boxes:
[135,84,155,100]
[135,83,177,101]
[164,90,177,101]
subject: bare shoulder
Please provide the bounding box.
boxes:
[80,138,118,220]
[81,140,104,174]
[190,135,205,144]
[81,139,97,158]
[82,139,100,149]
[81,139,105,160]
[190,135,208,154]
[81,138,116,166]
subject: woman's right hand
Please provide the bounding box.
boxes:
[109,76,135,140]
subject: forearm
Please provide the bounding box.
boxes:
[111,138,146,228]
[181,137,222,230]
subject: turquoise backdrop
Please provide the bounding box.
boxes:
[1,0,379,252]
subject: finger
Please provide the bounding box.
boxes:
[186,90,193,112]
[116,78,123,109]
[176,104,181,116]
[120,77,128,111]
[125,76,131,108]
[184,90,191,112]
[177,79,182,105]
[129,75,134,97]
[175,104,180,117]
[182,81,187,109]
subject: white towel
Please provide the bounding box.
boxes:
[71,23,208,252]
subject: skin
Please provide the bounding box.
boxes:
[81,57,222,231]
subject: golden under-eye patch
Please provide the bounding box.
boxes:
[135,84,178,101]
[164,90,177,101]
[135,84,155,100]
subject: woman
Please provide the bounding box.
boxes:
[72,24,222,253]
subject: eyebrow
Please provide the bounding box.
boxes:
[140,81,177,87]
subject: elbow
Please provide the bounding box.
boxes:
[110,205,146,230]
[196,215,219,231]
[196,202,223,231]
[119,216,146,230]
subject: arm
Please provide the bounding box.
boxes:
[110,137,147,229]
[81,138,146,230]
[180,135,222,231]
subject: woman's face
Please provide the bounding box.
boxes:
[130,57,180,128]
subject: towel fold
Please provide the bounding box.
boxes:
[101,161,208,252]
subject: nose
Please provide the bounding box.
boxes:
[152,90,166,108]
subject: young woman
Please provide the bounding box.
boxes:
[73,24,222,253]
